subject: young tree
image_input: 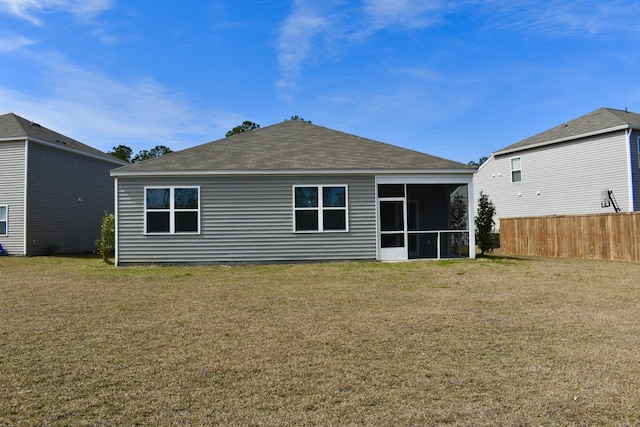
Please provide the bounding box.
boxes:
[95,211,115,263]
[475,192,497,255]
[226,121,260,137]
[450,193,468,253]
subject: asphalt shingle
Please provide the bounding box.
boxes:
[495,108,640,155]
[0,112,123,164]
[114,120,471,173]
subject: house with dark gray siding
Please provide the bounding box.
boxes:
[0,113,127,255]
[111,120,475,265]
[474,108,640,228]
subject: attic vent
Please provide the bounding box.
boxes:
[55,139,67,145]
[30,121,41,127]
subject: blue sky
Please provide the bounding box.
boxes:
[1,0,639,164]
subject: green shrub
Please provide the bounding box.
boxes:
[475,192,497,255]
[95,211,115,263]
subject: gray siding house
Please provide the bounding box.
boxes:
[111,121,475,264]
[0,113,126,255]
[474,108,640,228]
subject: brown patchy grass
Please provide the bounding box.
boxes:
[1,255,640,426]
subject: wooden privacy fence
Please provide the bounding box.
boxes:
[500,212,640,262]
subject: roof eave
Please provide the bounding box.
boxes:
[27,136,128,166]
[111,168,474,177]
[493,124,632,157]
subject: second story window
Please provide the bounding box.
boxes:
[511,157,522,182]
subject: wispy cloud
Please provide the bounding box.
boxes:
[276,1,330,95]
[275,0,452,97]
[0,0,112,25]
[482,0,640,38]
[0,33,36,52]
[275,0,640,98]
[362,0,445,31]
[0,53,241,152]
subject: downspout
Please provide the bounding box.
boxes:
[625,128,634,211]
[114,177,119,266]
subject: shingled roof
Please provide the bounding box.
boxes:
[494,108,640,156]
[113,120,471,175]
[0,112,124,164]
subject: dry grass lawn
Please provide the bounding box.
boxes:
[1,255,640,426]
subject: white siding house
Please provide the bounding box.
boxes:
[0,113,127,255]
[112,121,476,265]
[474,108,640,228]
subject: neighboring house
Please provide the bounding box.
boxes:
[474,107,640,228]
[111,120,475,265]
[0,113,127,255]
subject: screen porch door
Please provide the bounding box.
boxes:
[378,198,407,261]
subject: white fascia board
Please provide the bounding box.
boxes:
[493,125,631,157]
[475,155,494,173]
[375,174,473,185]
[111,168,475,178]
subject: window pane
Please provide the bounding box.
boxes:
[512,170,522,182]
[295,187,318,208]
[323,210,346,230]
[175,212,198,232]
[147,212,170,233]
[323,187,345,207]
[146,189,170,209]
[381,233,404,248]
[378,184,404,198]
[0,206,5,221]
[0,222,6,235]
[295,210,318,231]
[511,157,521,170]
[175,188,198,209]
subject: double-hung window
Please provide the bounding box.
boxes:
[0,205,7,235]
[145,187,199,234]
[294,185,348,232]
[511,157,522,182]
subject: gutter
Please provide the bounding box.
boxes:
[111,168,476,178]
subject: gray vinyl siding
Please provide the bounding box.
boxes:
[474,131,630,229]
[26,142,116,255]
[0,141,26,255]
[631,130,640,211]
[116,175,377,264]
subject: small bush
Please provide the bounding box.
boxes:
[475,192,497,255]
[95,211,115,263]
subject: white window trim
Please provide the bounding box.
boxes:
[637,136,640,169]
[144,186,200,235]
[510,156,522,183]
[292,185,349,233]
[0,205,7,236]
